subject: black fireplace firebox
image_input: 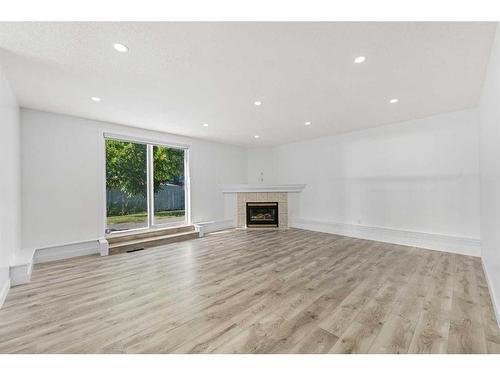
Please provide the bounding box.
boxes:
[246,202,279,228]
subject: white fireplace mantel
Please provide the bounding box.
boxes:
[220,184,306,193]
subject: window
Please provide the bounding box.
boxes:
[105,137,188,234]
[152,144,186,226]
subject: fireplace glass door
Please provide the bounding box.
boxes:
[246,202,279,228]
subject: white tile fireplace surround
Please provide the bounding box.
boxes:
[238,192,287,228]
[221,185,306,229]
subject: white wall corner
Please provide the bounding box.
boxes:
[0,278,11,309]
[481,258,500,329]
[290,218,481,257]
[98,238,109,256]
[10,261,33,286]
[223,193,237,224]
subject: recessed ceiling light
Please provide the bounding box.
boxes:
[90,96,101,102]
[305,121,311,126]
[203,123,209,127]
[354,56,366,64]
[254,135,260,139]
[113,43,129,53]
[254,101,262,106]
[389,98,399,104]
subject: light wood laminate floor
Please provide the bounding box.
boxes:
[1,229,499,354]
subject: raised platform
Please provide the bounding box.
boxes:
[107,225,199,255]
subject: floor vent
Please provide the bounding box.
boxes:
[126,248,145,253]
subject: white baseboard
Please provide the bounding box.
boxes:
[0,277,10,309]
[4,239,104,289]
[290,218,481,257]
[194,219,236,237]
[34,240,100,264]
[10,261,33,286]
[9,248,35,286]
[481,258,500,328]
[98,238,109,256]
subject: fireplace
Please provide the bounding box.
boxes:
[246,202,279,228]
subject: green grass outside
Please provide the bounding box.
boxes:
[107,210,185,224]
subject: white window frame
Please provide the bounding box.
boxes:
[103,133,191,235]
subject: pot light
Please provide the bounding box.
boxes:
[354,56,366,64]
[203,123,209,127]
[254,101,262,106]
[305,121,311,126]
[254,135,260,139]
[389,98,399,104]
[90,96,101,102]
[113,43,129,53]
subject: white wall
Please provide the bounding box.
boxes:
[0,64,21,304]
[248,109,481,254]
[247,147,277,184]
[479,25,500,321]
[21,109,247,250]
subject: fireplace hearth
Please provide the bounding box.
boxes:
[246,202,279,228]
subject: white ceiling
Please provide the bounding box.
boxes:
[0,22,496,147]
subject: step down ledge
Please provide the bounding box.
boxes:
[108,230,199,255]
[107,225,195,244]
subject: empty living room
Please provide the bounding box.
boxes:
[2,0,500,372]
